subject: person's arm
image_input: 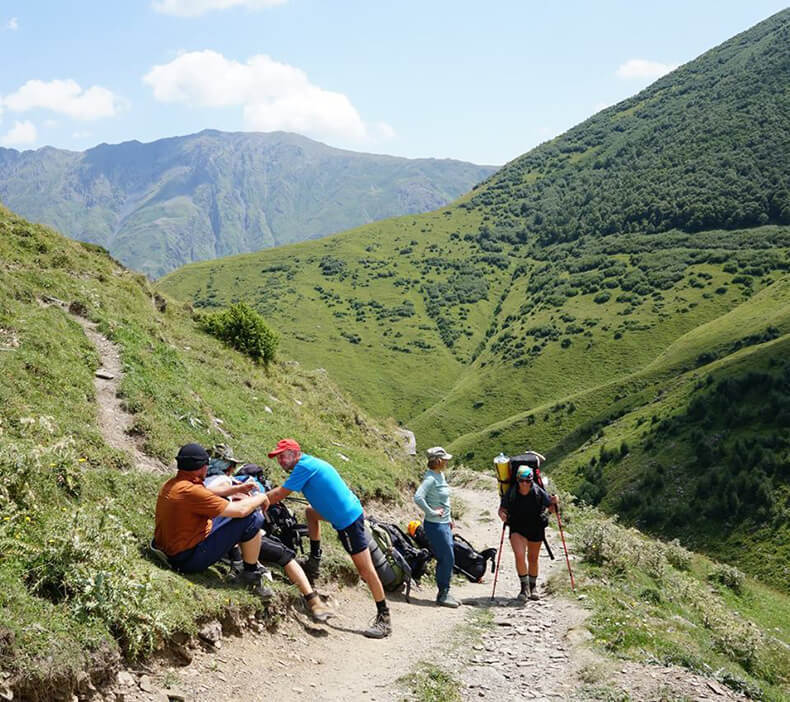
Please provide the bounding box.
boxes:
[220,491,269,518]
[265,485,292,505]
[206,481,255,498]
[414,475,442,517]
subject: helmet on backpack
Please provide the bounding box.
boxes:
[407,520,421,538]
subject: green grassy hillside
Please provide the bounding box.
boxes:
[159,9,790,586]
[0,205,415,697]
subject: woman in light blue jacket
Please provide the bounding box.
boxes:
[414,446,459,607]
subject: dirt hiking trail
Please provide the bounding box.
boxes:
[115,478,749,702]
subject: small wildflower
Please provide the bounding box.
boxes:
[50,463,56,467]
[24,516,31,522]
[79,457,87,463]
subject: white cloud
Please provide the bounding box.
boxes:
[152,0,286,16]
[144,50,391,143]
[3,79,122,120]
[616,59,678,80]
[43,119,58,128]
[71,130,93,139]
[1,120,37,147]
[5,17,19,31]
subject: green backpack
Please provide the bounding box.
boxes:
[366,517,413,602]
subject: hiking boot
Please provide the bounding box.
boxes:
[250,582,275,601]
[515,590,528,604]
[307,596,333,623]
[362,612,392,639]
[437,589,460,608]
[529,584,540,601]
[300,554,321,585]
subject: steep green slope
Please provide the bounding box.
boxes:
[0,205,414,696]
[0,130,496,278]
[159,9,790,585]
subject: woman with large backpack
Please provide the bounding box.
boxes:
[413,446,461,608]
[498,465,558,602]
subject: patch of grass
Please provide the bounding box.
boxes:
[558,500,790,702]
[399,663,462,702]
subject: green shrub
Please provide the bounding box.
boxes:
[708,563,745,594]
[200,303,279,366]
[665,539,693,571]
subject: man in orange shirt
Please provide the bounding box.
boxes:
[154,443,269,583]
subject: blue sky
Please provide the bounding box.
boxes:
[0,1,786,164]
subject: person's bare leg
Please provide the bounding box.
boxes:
[351,548,386,602]
[510,532,528,576]
[284,559,311,595]
[305,506,323,541]
[526,540,542,577]
[240,530,262,564]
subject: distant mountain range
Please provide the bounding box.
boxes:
[0,130,496,277]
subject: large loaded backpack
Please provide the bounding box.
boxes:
[409,521,497,584]
[498,451,554,554]
[366,517,415,601]
[377,522,433,583]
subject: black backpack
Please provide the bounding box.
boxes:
[378,522,433,583]
[452,534,497,583]
[264,502,308,555]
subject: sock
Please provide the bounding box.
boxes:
[303,591,317,602]
[519,574,529,592]
[375,598,389,615]
[229,546,242,561]
[243,561,258,572]
[310,540,322,558]
[529,575,537,590]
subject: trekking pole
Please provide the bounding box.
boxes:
[542,536,555,560]
[554,506,575,592]
[490,523,507,600]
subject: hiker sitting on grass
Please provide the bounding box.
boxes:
[264,438,393,639]
[203,444,332,622]
[498,465,558,602]
[413,446,460,608]
[153,443,268,589]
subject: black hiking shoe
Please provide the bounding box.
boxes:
[362,612,392,639]
[300,554,321,585]
[515,589,528,604]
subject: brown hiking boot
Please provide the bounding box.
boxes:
[363,611,392,639]
[307,596,333,623]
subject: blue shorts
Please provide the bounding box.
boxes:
[169,511,264,573]
[336,514,369,555]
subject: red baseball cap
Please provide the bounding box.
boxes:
[267,438,301,458]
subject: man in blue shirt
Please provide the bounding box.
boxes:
[265,438,392,639]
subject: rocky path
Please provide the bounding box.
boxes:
[111,477,750,702]
[42,296,169,473]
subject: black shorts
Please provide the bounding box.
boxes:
[509,524,545,543]
[336,514,368,555]
[259,535,296,567]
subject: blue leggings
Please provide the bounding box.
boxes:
[424,521,455,591]
[169,511,264,573]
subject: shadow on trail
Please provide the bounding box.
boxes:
[460,595,518,609]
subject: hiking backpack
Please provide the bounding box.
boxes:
[377,522,433,583]
[264,502,308,555]
[366,517,414,601]
[452,534,497,583]
[508,452,546,491]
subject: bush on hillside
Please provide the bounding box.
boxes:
[200,303,279,366]
[708,563,745,594]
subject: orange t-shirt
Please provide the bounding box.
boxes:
[154,471,228,555]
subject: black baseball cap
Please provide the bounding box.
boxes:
[176,443,210,471]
